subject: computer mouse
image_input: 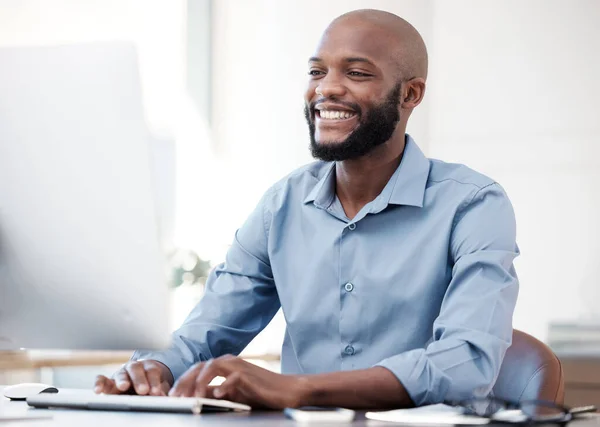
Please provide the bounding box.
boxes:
[3,383,58,401]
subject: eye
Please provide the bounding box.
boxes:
[308,70,325,76]
[348,71,371,77]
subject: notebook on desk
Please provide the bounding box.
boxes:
[26,393,251,414]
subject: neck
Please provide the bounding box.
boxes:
[335,130,407,220]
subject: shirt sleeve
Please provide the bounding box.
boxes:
[375,183,519,406]
[132,190,280,381]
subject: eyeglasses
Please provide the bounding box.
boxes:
[446,397,597,424]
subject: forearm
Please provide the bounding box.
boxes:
[298,366,413,409]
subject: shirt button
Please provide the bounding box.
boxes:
[344,345,355,355]
[344,282,354,292]
[348,223,356,230]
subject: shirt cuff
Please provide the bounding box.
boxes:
[375,348,452,406]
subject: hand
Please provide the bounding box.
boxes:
[168,354,310,409]
[94,360,174,396]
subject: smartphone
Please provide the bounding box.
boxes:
[283,406,356,423]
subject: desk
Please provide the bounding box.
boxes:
[0,351,132,386]
[0,352,132,371]
[2,389,600,427]
[2,387,358,426]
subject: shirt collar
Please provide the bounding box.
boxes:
[303,161,336,208]
[385,134,430,207]
[303,134,430,209]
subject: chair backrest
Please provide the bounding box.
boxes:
[492,329,564,404]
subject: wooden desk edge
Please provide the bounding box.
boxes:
[0,352,281,371]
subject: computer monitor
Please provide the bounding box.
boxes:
[0,42,171,351]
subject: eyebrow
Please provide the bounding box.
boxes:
[345,57,375,66]
[308,56,376,67]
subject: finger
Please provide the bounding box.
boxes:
[204,385,219,399]
[144,364,164,396]
[125,363,150,395]
[170,363,203,397]
[213,372,241,400]
[193,360,224,398]
[94,375,108,393]
[214,378,255,407]
[159,380,171,396]
[113,369,132,393]
[94,375,118,394]
[218,371,268,408]
[211,385,245,405]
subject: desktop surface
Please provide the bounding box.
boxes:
[2,387,599,426]
[1,386,349,426]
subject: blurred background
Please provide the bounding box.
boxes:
[0,0,599,404]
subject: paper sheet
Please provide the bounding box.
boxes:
[366,403,490,425]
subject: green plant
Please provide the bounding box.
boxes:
[168,248,211,288]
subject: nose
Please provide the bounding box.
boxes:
[315,72,346,98]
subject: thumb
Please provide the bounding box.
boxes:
[94,375,120,394]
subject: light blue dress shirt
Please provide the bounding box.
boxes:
[134,135,519,406]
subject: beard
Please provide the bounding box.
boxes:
[304,82,402,162]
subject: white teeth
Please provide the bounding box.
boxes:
[320,110,355,120]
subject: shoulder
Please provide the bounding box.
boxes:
[427,160,516,248]
[425,158,513,226]
[427,158,496,194]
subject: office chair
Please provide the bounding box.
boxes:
[492,329,565,404]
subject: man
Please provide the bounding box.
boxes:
[95,9,519,409]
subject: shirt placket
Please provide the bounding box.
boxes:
[338,220,361,370]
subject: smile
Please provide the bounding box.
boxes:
[316,110,358,121]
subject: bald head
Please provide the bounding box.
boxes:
[326,9,428,80]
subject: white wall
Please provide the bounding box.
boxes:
[211,0,600,348]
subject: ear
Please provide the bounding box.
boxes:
[401,78,426,109]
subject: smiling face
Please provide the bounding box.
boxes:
[304,82,402,161]
[304,19,404,161]
[304,11,428,162]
